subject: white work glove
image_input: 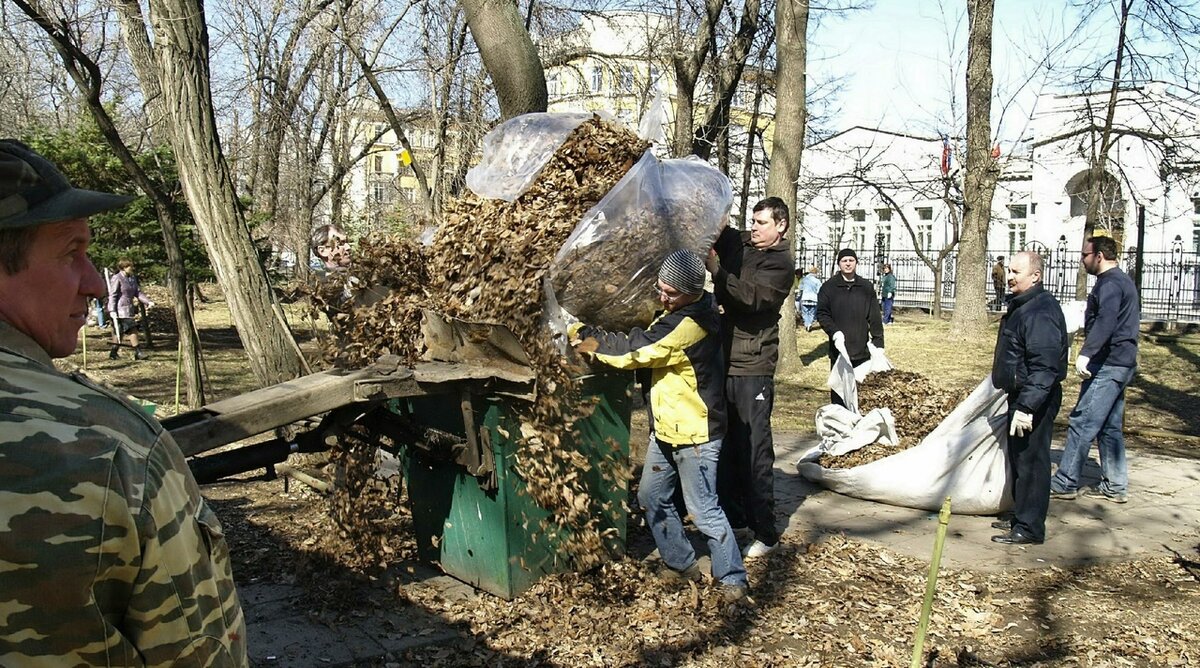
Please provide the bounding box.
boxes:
[146,301,155,309]
[832,331,845,347]
[1009,410,1033,438]
[108,312,118,322]
[1075,355,1092,379]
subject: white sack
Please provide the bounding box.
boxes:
[798,376,1012,515]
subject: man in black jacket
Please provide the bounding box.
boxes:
[705,197,794,559]
[815,248,885,405]
[990,251,1068,545]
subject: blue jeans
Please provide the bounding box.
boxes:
[1051,364,1136,496]
[800,301,817,329]
[638,435,747,587]
[882,297,894,323]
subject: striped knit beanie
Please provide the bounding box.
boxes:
[658,250,706,295]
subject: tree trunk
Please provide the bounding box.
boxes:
[146,0,307,386]
[951,0,997,336]
[765,0,808,377]
[691,0,760,161]
[460,0,546,120]
[670,0,724,158]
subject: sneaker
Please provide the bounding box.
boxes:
[1082,487,1128,504]
[659,562,703,584]
[742,540,778,559]
[718,583,747,604]
[1050,488,1078,500]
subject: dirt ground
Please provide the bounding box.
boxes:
[69,290,1200,666]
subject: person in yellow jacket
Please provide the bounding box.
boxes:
[570,250,748,602]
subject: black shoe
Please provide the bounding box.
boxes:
[134,349,147,360]
[991,529,1042,545]
[108,348,119,360]
[990,520,1012,530]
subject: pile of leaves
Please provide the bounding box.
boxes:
[309,115,650,569]
[820,370,971,469]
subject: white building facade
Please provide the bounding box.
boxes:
[798,85,1200,322]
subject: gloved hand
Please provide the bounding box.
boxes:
[146,301,155,309]
[832,331,845,348]
[567,322,586,341]
[1075,355,1091,379]
[1009,410,1033,438]
[108,312,118,322]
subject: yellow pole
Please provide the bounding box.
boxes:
[174,337,183,415]
[911,496,952,668]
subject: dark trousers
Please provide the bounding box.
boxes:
[1006,385,1062,542]
[717,375,780,545]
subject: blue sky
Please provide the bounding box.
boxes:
[807,0,1118,142]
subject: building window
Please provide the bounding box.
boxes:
[547,74,560,98]
[826,210,845,223]
[876,208,892,221]
[649,64,661,85]
[590,66,603,92]
[850,209,866,222]
[372,181,392,204]
[916,206,933,221]
[1008,223,1027,255]
[851,224,867,251]
[827,224,843,248]
[373,155,384,173]
[618,65,634,92]
[1031,203,1038,214]
[876,224,891,252]
[917,223,933,251]
[1008,204,1028,219]
[1193,220,1200,254]
[1192,197,1200,214]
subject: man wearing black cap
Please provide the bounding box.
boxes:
[0,140,247,665]
[704,197,794,561]
[570,250,748,603]
[816,248,885,405]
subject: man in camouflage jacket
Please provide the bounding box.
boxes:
[0,140,247,666]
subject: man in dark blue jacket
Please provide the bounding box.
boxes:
[1050,236,1140,503]
[816,248,885,406]
[990,251,1068,545]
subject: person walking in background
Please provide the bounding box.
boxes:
[1050,235,1140,504]
[880,263,896,324]
[569,250,748,602]
[992,256,1007,310]
[107,258,154,360]
[798,265,821,332]
[706,197,794,560]
[0,139,247,666]
[816,248,885,406]
[990,251,1068,545]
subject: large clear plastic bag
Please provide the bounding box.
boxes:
[464,112,597,201]
[549,153,733,331]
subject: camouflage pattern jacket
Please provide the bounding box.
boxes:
[0,322,247,667]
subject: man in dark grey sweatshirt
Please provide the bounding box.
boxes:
[1050,235,1140,504]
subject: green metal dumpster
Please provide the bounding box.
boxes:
[393,372,632,599]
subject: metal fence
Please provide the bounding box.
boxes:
[795,237,1200,325]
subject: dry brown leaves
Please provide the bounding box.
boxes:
[819,370,972,469]
[308,115,650,570]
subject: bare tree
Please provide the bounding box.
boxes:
[122,0,308,386]
[951,0,997,335]
[765,0,807,375]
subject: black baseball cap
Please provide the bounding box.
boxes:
[0,139,134,230]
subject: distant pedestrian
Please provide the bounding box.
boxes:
[107,258,154,360]
[798,266,821,331]
[816,248,884,406]
[1050,236,1140,504]
[992,256,1007,310]
[880,263,896,324]
[990,251,1068,545]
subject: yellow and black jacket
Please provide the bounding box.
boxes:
[579,293,726,445]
